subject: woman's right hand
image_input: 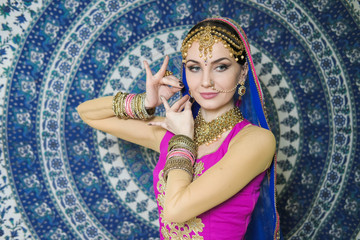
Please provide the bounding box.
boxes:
[148,95,194,139]
[143,56,184,109]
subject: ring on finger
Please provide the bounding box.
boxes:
[164,70,173,77]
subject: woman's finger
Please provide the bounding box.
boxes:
[159,76,184,89]
[171,95,190,111]
[143,60,154,79]
[177,101,187,112]
[155,56,170,78]
[184,98,193,111]
[174,96,190,112]
[148,121,167,129]
[160,96,171,111]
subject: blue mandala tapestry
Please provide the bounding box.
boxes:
[0,0,359,239]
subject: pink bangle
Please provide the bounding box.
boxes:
[167,150,195,162]
[167,152,193,163]
[167,149,195,165]
[125,94,136,118]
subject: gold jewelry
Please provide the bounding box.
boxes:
[139,93,156,118]
[181,25,245,62]
[164,70,173,77]
[168,135,197,155]
[113,91,128,119]
[238,83,246,97]
[212,82,239,93]
[163,157,193,181]
[163,134,197,181]
[112,92,155,120]
[194,107,244,146]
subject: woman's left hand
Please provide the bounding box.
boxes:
[148,95,194,139]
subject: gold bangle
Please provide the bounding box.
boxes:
[163,157,193,181]
[169,135,196,149]
[135,94,143,119]
[119,92,128,119]
[168,135,197,155]
[113,92,124,117]
[112,92,155,120]
[140,93,155,120]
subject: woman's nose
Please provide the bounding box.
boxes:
[201,72,213,88]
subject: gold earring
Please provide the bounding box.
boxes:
[238,83,246,97]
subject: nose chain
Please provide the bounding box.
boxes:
[211,82,239,93]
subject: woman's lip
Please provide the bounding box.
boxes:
[200,92,219,99]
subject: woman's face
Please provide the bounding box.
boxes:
[185,41,246,114]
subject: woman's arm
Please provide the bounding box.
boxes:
[163,125,276,222]
[76,96,167,151]
[77,56,185,152]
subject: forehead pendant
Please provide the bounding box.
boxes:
[199,26,215,61]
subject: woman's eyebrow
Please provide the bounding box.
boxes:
[185,59,200,64]
[186,57,231,65]
[211,57,231,64]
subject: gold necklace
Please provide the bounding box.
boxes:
[194,107,244,146]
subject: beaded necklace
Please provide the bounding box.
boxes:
[194,107,244,146]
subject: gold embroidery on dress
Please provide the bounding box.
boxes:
[157,161,205,239]
[193,161,204,181]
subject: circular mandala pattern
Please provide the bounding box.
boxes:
[1,0,359,239]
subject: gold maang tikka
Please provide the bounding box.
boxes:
[181,25,246,63]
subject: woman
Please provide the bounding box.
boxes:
[77,17,281,239]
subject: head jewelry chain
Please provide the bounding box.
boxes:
[181,25,246,63]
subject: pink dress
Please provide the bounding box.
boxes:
[153,120,266,239]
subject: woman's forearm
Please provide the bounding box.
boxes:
[76,96,114,121]
[76,96,166,151]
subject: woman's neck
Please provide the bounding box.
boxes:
[200,102,235,122]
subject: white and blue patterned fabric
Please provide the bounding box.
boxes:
[0,0,359,239]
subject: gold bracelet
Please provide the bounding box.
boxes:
[131,93,138,118]
[169,141,196,151]
[134,94,143,119]
[169,135,197,149]
[119,92,128,119]
[112,92,122,116]
[168,135,197,156]
[140,93,155,119]
[112,92,155,120]
[163,157,193,181]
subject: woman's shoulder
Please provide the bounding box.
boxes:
[227,124,276,170]
[229,124,276,151]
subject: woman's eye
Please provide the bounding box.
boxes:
[188,66,200,72]
[216,64,229,72]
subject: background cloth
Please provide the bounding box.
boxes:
[0,0,359,239]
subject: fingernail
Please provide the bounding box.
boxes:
[148,123,152,126]
[179,83,184,87]
[190,97,195,103]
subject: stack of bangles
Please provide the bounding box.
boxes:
[112,92,155,120]
[163,135,197,181]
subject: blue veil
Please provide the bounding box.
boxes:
[181,17,282,240]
